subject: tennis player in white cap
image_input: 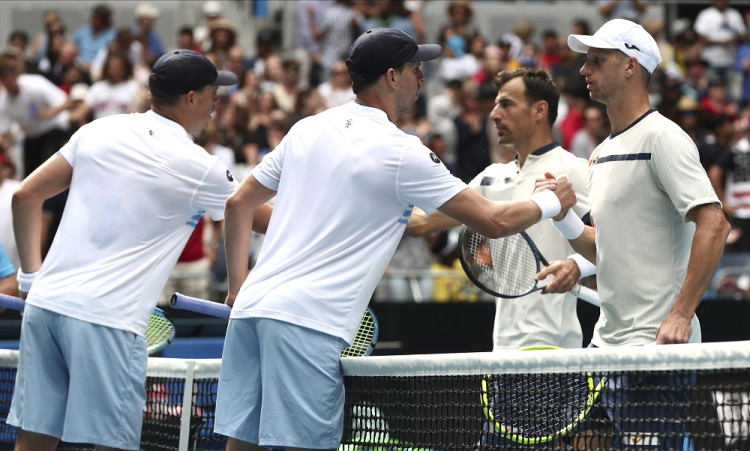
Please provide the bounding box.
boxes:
[539,18,730,450]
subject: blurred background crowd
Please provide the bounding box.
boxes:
[1,0,750,303]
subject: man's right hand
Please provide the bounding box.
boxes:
[553,176,576,214]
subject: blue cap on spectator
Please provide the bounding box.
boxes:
[149,50,237,96]
[346,28,442,82]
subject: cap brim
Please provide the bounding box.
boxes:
[409,44,442,62]
[213,70,238,86]
[567,34,618,54]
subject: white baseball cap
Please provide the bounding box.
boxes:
[135,2,160,19]
[568,19,662,74]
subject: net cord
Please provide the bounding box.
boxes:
[341,341,750,376]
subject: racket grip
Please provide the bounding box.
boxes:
[0,294,25,312]
[169,292,231,318]
[570,284,600,308]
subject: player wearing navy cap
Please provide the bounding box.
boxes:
[214,28,577,450]
[8,50,256,451]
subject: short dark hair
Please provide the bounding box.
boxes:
[148,75,181,107]
[8,30,28,47]
[494,68,559,127]
[351,63,405,94]
[102,51,133,82]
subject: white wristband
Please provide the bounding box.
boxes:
[569,253,596,278]
[529,190,561,221]
[17,269,38,293]
[552,209,585,239]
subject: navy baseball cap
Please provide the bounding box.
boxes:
[149,50,238,96]
[346,28,442,82]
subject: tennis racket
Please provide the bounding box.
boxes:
[169,292,379,357]
[458,225,600,307]
[0,293,175,355]
[481,345,607,445]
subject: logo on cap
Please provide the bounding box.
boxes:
[624,43,640,51]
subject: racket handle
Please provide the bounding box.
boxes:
[0,294,25,312]
[169,292,231,318]
[570,284,600,308]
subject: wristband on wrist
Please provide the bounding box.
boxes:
[529,190,561,221]
[17,269,38,293]
[552,209,585,239]
[569,253,596,278]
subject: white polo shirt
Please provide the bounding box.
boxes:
[27,110,238,336]
[230,101,466,343]
[0,74,70,138]
[589,110,720,347]
[468,143,591,350]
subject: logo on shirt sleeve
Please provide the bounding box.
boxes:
[429,152,441,164]
[226,170,234,182]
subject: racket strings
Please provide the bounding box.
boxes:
[483,373,592,441]
[462,230,539,297]
[341,311,375,357]
[145,312,175,353]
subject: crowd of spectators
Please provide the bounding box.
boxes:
[2,0,750,302]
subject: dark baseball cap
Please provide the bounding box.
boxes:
[149,50,238,96]
[346,28,442,82]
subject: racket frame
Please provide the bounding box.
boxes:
[480,345,606,444]
[458,226,600,307]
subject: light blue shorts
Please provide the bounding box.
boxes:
[215,317,347,448]
[7,305,147,450]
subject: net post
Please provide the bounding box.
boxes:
[178,360,196,451]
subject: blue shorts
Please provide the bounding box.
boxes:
[7,305,147,450]
[214,317,347,448]
[576,344,696,450]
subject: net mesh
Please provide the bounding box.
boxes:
[0,342,747,450]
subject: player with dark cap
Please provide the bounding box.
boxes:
[213,28,576,450]
[7,50,258,451]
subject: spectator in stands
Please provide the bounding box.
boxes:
[71,3,116,73]
[294,0,332,89]
[205,18,237,71]
[133,2,165,67]
[0,244,17,298]
[195,0,224,51]
[90,27,148,85]
[596,0,646,22]
[0,160,20,269]
[436,0,479,53]
[176,26,202,54]
[317,59,354,109]
[700,76,739,120]
[570,104,608,160]
[309,0,362,83]
[29,9,66,65]
[736,16,750,107]
[0,46,72,177]
[70,51,145,124]
[271,58,302,115]
[292,87,325,126]
[38,38,84,89]
[454,82,491,183]
[361,0,417,41]
[709,125,750,254]
[694,0,746,86]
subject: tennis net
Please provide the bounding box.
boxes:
[0,342,748,450]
